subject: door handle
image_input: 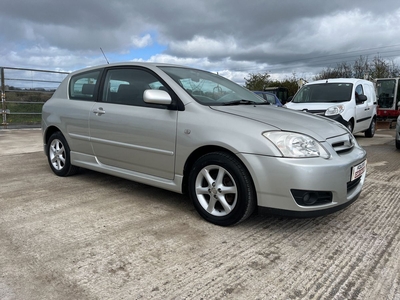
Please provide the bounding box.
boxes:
[93,107,106,116]
[364,107,370,111]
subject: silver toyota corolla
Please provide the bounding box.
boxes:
[42,62,367,226]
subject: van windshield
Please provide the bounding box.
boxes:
[292,83,353,103]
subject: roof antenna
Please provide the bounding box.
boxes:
[100,47,109,64]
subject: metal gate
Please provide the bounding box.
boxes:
[1,67,69,128]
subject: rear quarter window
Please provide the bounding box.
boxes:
[69,70,101,101]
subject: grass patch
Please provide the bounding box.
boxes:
[2,91,51,126]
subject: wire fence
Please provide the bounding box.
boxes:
[1,67,69,129]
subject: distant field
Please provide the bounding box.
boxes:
[2,91,52,126]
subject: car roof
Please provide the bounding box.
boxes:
[307,78,372,85]
[68,62,192,75]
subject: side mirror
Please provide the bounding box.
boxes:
[143,89,172,105]
[356,94,367,104]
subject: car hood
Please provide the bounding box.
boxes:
[210,105,348,141]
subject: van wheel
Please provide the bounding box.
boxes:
[364,118,376,138]
[347,120,354,133]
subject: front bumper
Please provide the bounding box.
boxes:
[325,114,348,127]
[238,145,367,216]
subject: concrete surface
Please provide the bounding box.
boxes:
[0,127,399,299]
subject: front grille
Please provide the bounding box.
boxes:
[347,177,361,192]
[327,133,354,154]
[300,109,326,116]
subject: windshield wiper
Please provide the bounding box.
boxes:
[223,100,267,106]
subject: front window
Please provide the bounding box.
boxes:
[102,68,167,108]
[159,66,265,105]
[292,83,353,103]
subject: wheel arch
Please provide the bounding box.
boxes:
[43,126,63,156]
[347,117,355,132]
[182,145,256,197]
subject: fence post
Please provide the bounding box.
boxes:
[1,67,7,128]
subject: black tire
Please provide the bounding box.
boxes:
[347,120,354,133]
[47,132,79,176]
[396,139,400,150]
[188,152,256,226]
[364,118,376,138]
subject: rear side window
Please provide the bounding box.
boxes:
[69,70,101,100]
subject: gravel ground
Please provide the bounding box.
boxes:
[0,129,399,300]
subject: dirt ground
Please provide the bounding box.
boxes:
[0,128,399,300]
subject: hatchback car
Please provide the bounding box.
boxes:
[42,62,367,226]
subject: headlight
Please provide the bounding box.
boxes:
[325,104,345,116]
[263,131,330,158]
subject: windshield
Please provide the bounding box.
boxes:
[292,83,353,103]
[376,79,396,109]
[159,66,266,105]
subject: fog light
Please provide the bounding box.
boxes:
[303,192,318,205]
[291,189,333,206]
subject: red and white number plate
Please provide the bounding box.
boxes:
[351,160,367,181]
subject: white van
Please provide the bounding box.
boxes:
[285,78,377,137]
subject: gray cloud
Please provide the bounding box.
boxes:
[1,0,399,83]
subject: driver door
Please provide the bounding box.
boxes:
[89,67,178,180]
[354,84,371,132]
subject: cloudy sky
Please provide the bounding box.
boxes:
[1,0,400,84]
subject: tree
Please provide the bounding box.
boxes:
[388,60,400,77]
[314,67,341,80]
[314,55,400,80]
[370,57,390,78]
[267,73,300,96]
[353,56,370,79]
[244,72,301,96]
[314,62,353,80]
[244,72,270,90]
[243,55,400,99]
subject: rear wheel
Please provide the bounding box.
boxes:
[188,152,256,226]
[47,132,79,176]
[396,138,400,150]
[364,118,376,138]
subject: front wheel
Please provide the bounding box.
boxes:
[364,118,376,138]
[47,132,79,176]
[347,120,354,133]
[188,152,256,226]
